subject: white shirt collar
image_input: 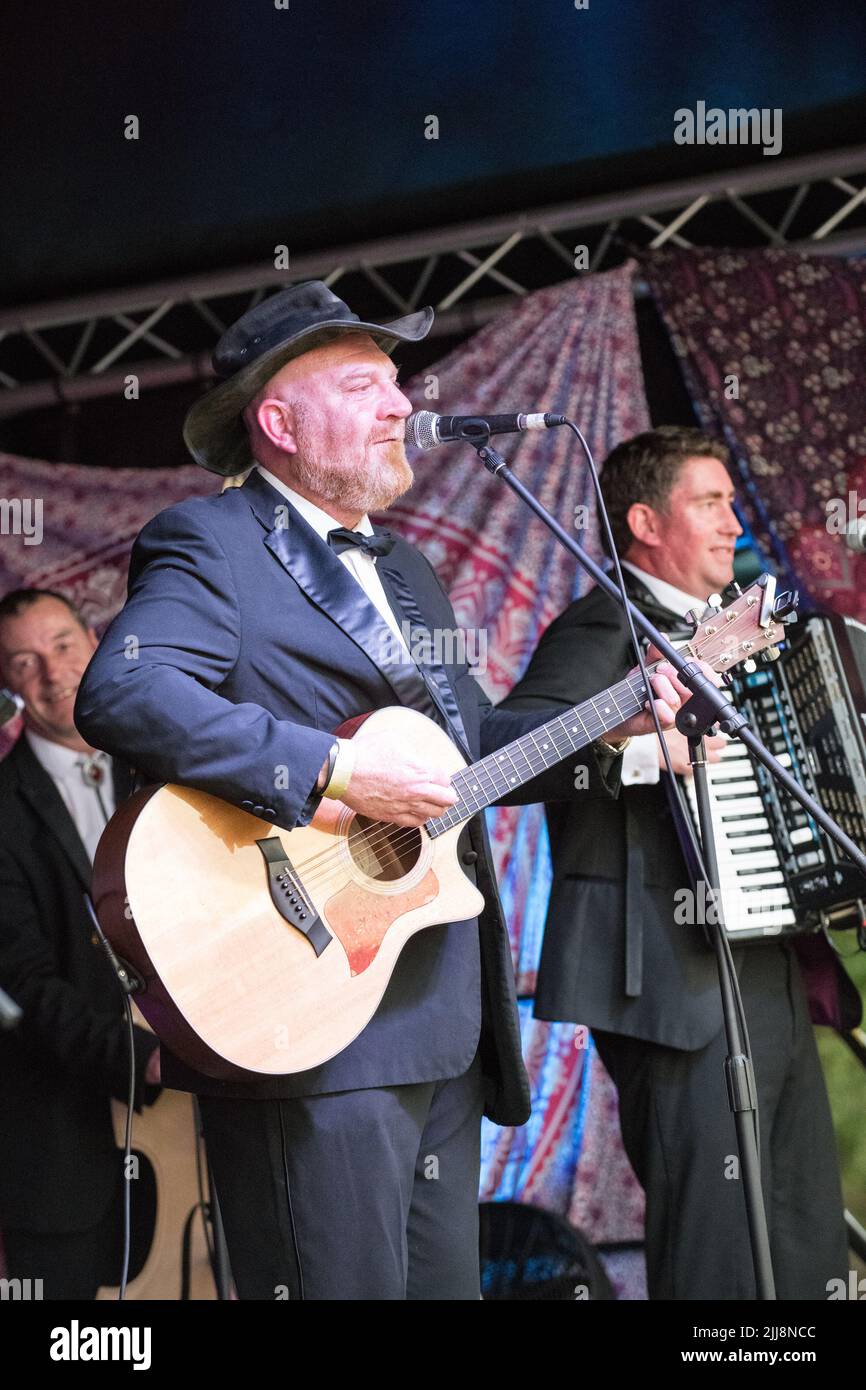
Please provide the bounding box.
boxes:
[621,561,707,621]
[24,727,104,780]
[255,465,374,541]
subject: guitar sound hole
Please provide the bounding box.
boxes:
[348,816,422,882]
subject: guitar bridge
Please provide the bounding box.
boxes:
[256,837,331,956]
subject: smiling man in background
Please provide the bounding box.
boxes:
[499,425,856,1300]
[0,589,160,1298]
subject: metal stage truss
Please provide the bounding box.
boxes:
[2,145,865,417]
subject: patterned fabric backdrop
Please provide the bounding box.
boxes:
[644,247,866,620]
[0,265,650,1274]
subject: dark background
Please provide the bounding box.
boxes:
[2,0,865,464]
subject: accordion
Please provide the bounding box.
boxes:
[676,611,866,942]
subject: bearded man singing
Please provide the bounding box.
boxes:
[75,282,688,1300]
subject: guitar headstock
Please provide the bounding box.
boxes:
[682,574,798,676]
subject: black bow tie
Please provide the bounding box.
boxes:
[328,527,396,559]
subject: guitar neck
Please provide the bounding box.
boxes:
[427,665,655,837]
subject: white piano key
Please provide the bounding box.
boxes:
[724,898,796,923]
[723,848,786,870]
[712,796,767,816]
[789,826,814,845]
[724,913,796,933]
[741,886,793,906]
[718,813,767,834]
[734,869,787,886]
[681,750,799,938]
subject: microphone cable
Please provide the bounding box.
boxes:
[83,889,141,1300]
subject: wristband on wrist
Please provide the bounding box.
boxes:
[317,739,339,793]
[595,735,632,755]
[322,737,356,800]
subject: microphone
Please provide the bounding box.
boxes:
[844,516,866,553]
[0,688,23,729]
[404,410,567,452]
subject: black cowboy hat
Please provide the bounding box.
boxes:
[183,280,433,476]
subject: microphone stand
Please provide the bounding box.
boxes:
[467,427,866,1301]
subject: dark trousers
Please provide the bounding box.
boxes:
[594,943,849,1300]
[198,1053,484,1300]
[3,1204,117,1300]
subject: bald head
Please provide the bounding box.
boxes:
[244,332,386,437]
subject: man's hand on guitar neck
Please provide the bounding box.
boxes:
[316,717,459,828]
[597,657,717,747]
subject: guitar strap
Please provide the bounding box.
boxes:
[377,563,472,762]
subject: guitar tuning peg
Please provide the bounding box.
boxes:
[699,594,724,621]
[759,646,781,663]
[773,589,799,622]
[684,609,700,630]
[730,582,742,596]
[741,658,757,674]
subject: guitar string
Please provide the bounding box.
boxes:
[290,673,652,889]
[291,622,714,883]
[289,630,731,889]
[299,668,651,869]
[293,732,615,890]
[291,709,632,890]
[284,674,645,880]
[277,603,767,892]
[290,631,722,888]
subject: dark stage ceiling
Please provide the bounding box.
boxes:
[2,0,865,465]
[3,0,866,305]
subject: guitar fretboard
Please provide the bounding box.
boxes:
[426,667,653,837]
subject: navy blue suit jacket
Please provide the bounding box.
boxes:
[75,467,620,1124]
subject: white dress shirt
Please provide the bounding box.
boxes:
[618,561,708,787]
[25,728,116,863]
[255,465,411,658]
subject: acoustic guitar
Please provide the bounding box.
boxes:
[92,577,794,1078]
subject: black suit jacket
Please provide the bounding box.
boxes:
[74,467,622,1125]
[501,572,862,1049]
[0,736,159,1234]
